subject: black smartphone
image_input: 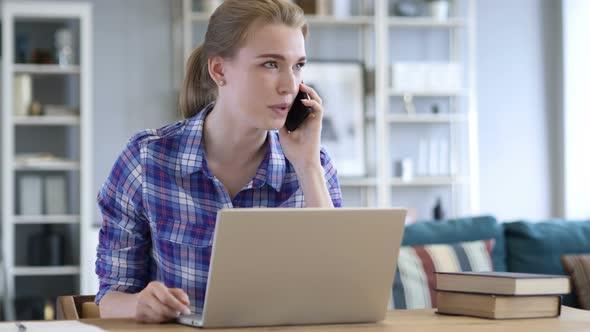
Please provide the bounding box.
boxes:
[284,90,313,132]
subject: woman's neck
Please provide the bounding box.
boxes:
[203,101,268,167]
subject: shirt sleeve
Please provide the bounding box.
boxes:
[320,147,343,207]
[95,135,151,304]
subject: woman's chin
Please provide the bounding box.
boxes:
[266,119,286,131]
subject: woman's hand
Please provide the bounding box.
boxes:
[279,83,333,207]
[135,281,191,323]
[279,83,324,174]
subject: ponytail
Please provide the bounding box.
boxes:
[179,44,216,119]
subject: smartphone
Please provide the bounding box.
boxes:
[284,90,313,132]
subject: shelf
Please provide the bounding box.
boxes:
[390,176,467,187]
[13,64,81,75]
[365,113,468,123]
[14,115,80,126]
[305,15,374,26]
[339,177,378,187]
[389,90,466,97]
[191,12,210,22]
[388,17,466,28]
[14,215,80,224]
[191,12,375,26]
[387,114,468,123]
[341,176,469,186]
[1,2,94,319]
[14,159,80,171]
[13,266,80,276]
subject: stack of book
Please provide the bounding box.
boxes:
[435,271,570,319]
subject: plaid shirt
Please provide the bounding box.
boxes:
[95,104,342,313]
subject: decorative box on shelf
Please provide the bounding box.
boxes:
[391,62,463,94]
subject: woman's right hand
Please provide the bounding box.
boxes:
[135,281,191,323]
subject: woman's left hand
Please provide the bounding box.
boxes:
[279,83,324,174]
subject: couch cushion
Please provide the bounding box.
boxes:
[504,219,590,308]
[402,215,506,271]
[562,255,590,310]
[391,239,494,309]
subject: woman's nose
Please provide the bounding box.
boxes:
[278,71,298,95]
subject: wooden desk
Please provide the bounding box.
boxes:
[82,306,590,332]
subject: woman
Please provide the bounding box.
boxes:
[95,0,342,323]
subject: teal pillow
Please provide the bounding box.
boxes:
[403,215,506,272]
[504,220,590,308]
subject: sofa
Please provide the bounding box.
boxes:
[392,215,590,309]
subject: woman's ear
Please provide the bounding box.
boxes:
[208,56,226,87]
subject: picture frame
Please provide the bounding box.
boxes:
[302,61,366,177]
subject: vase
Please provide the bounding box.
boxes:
[428,1,449,20]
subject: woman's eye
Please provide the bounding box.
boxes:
[263,61,278,69]
[295,62,306,70]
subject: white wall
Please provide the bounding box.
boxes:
[476,0,561,221]
[89,0,177,294]
[562,0,590,219]
[91,0,178,223]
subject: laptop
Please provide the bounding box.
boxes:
[177,208,406,328]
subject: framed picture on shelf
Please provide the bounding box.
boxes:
[302,61,366,177]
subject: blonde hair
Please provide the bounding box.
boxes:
[180,0,308,119]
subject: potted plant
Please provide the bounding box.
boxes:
[425,0,449,20]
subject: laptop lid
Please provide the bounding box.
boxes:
[200,208,406,328]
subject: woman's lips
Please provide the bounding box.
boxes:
[269,104,290,116]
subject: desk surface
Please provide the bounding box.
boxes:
[82,306,590,332]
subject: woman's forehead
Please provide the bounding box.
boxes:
[239,22,306,60]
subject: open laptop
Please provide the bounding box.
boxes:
[177,208,406,328]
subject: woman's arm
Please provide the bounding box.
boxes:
[280,83,342,208]
[99,291,139,318]
[100,282,190,323]
[295,164,334,208]
[96,136,190,323]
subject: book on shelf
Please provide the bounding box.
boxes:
[14,153,78,168]
[14,74,32,116]
[18,175,43,215]
[436,291,562,319]
[43,104,79,116]
[45,175,68,215]
[435,271,571,296]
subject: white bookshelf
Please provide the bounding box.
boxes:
[386,114,468,123]
[388,89,467,97]
[1,2,93,320]
[388,17,466,28]
[14,215,81,224]
[338,177,378,187]
[191,12,210,23]
[191,10,375,26]
[379,0,478,218]
[305,15,374,26]
[13,266,80,276]
[389,176,469,187]
[175,1,478,218]
[13,64,81,75]
[13,159,81,171]
[14,115,81,126]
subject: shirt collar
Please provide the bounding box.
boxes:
[255,130,286,192]
[179,103,286,192]
[178,103,211,178]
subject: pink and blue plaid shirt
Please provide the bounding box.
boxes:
[95,104,342,313]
